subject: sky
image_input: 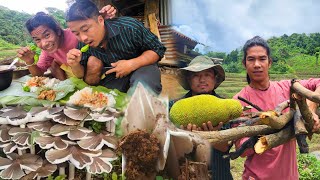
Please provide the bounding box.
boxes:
[171,0,320,53]
[0,0,319,53]
[0,0,68,14]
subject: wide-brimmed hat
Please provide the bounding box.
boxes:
[179,56,225,90]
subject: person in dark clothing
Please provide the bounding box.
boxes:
[169,56,233,180]
[66,0,166,95]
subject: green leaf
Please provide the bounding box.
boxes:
[0,96,55,107]
[29,131,40,145]
[23,86,30,92]
[156,176,164,180]
[112,172,118,180]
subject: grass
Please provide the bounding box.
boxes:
[0,49,17,61]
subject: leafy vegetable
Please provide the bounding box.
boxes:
[28,42,41,64]
[23,86,30,92]
[69,77,128,110]
[80,44,89,52]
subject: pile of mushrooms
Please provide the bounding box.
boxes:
[0,103,119,179]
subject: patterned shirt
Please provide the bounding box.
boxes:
[79,16,166,67]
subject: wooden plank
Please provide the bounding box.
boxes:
[148,13,161,41]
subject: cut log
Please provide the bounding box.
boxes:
[254,125,295,154]
[195,125,276,144]
[294,94,314,134]
[291,80,320,104]
[274,100,290,115]
[293,110,308,135]
[259,109,295,129]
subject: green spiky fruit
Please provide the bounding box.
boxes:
[169,95,242,127]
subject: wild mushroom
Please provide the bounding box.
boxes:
[45,145,102,169]
[20,160,57,180]
[63,107,92,121]
[34,134,76,150]
[0,106,27,119]
[86,149,117,174]
[8,127,32,146]
[0,153,43,179]
[50,111,82,126]
[0,124,13,142]
[49,124,92,140]
[77,131,118,150]
[27,121,54,133]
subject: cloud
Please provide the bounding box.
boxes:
[171,0,320,53]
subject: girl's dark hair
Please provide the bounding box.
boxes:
[242,36,271,84]
[25,12,63,35]
[66,0,100,22]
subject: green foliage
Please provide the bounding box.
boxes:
[206,51,226,59]
[269,61,295,74]
[222,61,242,73]
[298,154,320,180]
[222,33,320,74]
[47,174,66,180]
[0,6,66,47]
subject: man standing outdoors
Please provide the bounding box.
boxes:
[169,56,233,180]
[234,36,320,180]
[66,0,166,95]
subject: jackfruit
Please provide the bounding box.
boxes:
[169,95,242,127]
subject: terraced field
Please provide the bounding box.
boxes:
[215,73,320,98]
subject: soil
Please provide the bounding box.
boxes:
[118,130,160,180]
[178,159,210,180]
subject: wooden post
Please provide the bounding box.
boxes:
[144,0,160,28]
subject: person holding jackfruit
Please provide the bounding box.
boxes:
[169,55,233,180]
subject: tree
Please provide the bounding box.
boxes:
[315,47,320,65]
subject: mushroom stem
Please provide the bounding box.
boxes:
[37,176,41,180]
[68,163,75,180]
[18,149,23,155]
[86,172,91,180]
[30,145,35,154]
[59,167,65,175]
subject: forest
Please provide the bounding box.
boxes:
[0,5,320,74]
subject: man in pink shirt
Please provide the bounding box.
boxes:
[233,36,320,180]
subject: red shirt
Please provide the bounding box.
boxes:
[36,29,78,72]
[233,78,320,180]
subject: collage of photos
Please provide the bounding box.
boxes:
[0,0,319,179]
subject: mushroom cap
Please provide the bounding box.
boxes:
[63,107,92,121]
[45,146,101,169]
[0,153,43,180]
[77,131,118,150]
[85,149,117,174]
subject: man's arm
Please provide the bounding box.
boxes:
[306,85,320,132]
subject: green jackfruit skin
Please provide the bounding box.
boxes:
[169,94,242,127]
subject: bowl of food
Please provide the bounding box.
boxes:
[0,65,14,91]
